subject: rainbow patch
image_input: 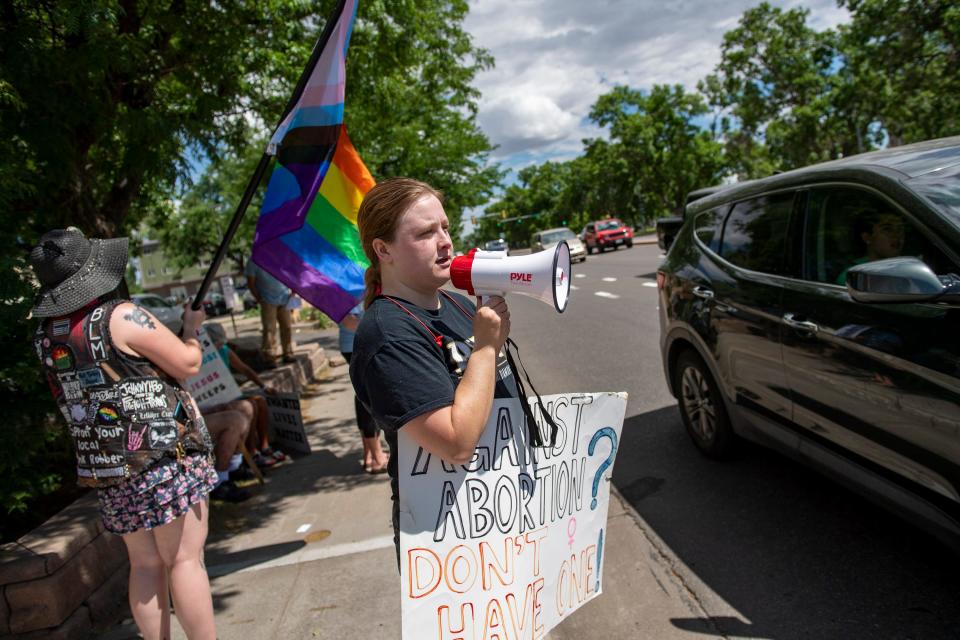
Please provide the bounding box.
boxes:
[51,345,74,371]
[97,405,120,424]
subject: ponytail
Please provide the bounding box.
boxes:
[363,263,381,309]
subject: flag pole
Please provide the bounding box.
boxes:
[190,0,350,311]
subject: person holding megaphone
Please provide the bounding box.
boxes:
[349,178,520,566]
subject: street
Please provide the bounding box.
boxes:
[504,243,960,638]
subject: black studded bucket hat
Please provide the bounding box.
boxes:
[29,227,129,318]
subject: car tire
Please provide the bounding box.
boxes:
[674,350,736,459]
[626,240,633,248]
[587,245,593,255]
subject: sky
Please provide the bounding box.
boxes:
[460,0,851,234]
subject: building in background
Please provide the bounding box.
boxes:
[139,240,243,302]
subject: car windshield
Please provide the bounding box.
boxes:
[541,229,576,244]
[597,220,621,231]
[909,165,960,231]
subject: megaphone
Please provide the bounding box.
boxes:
[450,242,571,313]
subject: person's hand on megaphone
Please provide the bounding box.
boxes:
[474,295,510,354]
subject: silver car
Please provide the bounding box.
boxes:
[131,293,184,334]
[530,227,587,263]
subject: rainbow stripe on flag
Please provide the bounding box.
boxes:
[251,0,373,322]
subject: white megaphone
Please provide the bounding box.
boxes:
[450,242,571,312]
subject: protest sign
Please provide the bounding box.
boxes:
[266,392,311,454]
[220,275,242,311]
[185,327,242,409]
[398,391,627,640]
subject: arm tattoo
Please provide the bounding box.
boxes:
[124,306,157,330]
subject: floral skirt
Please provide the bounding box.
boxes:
[97,453,218,535]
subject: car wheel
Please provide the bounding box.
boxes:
[674,350,735,459]
[625,240,633,248]
[587,245,593,255]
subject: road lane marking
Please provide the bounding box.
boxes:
[207,534,396,578]
[575,274,586,279]
[641,282,657,288]
[594,291,620,299]
[570,285,579,290]
[602,277,617,282]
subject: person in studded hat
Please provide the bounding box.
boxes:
[30,227,221,640]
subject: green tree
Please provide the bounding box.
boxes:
[699,3,852,176]
[150,134,266,274]
[588,84,728,220]
[838,0,960,146]
[153,0,501,259]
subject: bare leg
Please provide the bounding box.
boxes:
[260,303,279,358]
[122,529,171,640]
[203,410,246,471]
[249,395,271,451]
[277,305,294,358]
[154,501,216,640]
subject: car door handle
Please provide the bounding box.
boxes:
[692,286,714,300]
[783,313,818,332]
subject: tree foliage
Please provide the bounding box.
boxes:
[154,0,501,266]
[477,85,728,247]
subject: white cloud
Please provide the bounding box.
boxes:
[464,0,850,165]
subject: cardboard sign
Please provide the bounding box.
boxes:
[185,327,242,409]
[220,275,242,312]
[398,392,627,640]
[266,392,311,454]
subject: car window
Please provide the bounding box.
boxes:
[909,164,960,231]
[694,206,726,253]
[719,193,794,275]
[586,224,594,233]
[541,229,576,244]
[802,187,957,285]
[597,220,621,231]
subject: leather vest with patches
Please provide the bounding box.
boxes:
[34,300,212,488]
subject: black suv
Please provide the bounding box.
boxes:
[658,137,960,550]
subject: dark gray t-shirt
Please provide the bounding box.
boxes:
[348,292,518,554]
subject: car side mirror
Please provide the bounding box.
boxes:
[846,257,960,304]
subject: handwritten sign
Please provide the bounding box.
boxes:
[266,392,311,454]
[398,392,627,640]
[185,327,242,409]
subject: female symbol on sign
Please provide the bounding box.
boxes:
[567,516,577,549]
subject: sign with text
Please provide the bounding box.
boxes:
[185,327,242,409]
[266,392,311,454]
[220,275,242,312]
[398,392,627,640]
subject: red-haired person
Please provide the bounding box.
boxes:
[348,179,516,565]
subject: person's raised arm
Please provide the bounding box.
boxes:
[403,297,510,464]
[227,349,269,390]
[110,303,205,380]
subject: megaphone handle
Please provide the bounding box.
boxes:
[474,292,506,307]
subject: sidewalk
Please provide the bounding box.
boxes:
[100,328,725,640]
